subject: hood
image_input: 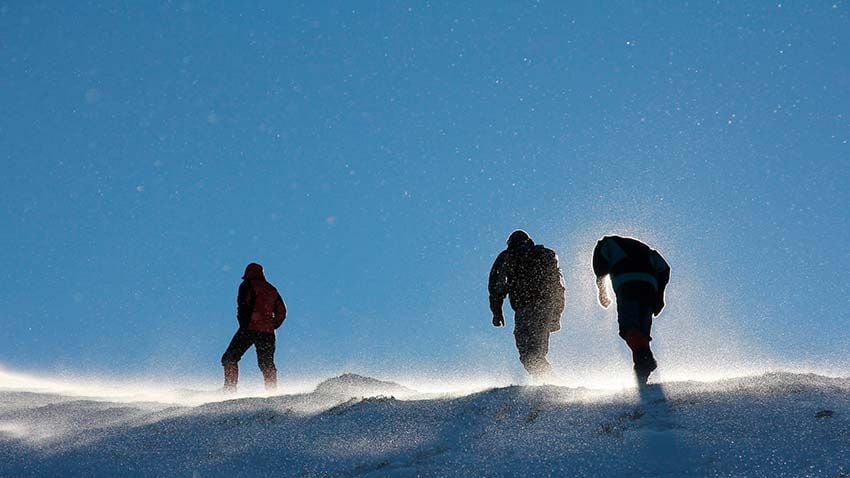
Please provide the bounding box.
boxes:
[506,229,534,250]
[242,262,266,280]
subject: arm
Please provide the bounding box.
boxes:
[592,239,612,309]
[596,276,612,309]
[236,281,255,328]
[650,251,671,316]
[488,251,510,327]
[272,293,287,329]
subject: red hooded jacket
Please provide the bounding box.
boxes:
[237,263,287,334]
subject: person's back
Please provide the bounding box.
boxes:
[239,263,286,334]
[502,244,564,314]
[593,235,670,314]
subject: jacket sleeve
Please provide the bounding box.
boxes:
[272,293,287,329]
[488,251,510,316]
[650,251,671,316]
[236,281,254,328]
[592,238,610,279]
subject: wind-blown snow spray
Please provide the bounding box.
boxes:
[546,220,778,388]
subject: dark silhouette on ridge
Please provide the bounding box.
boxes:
[592,235,670,385]
[221,262,287,393]
[488,230,566,380]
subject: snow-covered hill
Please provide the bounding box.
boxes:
[1,371,848,477]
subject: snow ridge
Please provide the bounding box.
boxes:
[1,372,848,477]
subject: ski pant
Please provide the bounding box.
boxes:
[221,329,276,371]
[513,306,557,378]
[615,293,656,372]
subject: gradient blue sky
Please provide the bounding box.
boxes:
[2,2,848,383]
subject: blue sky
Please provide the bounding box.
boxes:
[1,2,848,384]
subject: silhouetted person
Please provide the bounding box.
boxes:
[489,230,565,380]
[221,263,287,393]
[592,236,670,385]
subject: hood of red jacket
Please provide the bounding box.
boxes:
[242,263,266,280]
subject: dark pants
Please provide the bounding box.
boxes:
[615,292,656,375]
[221,329,276,371]
[513,306,556,378]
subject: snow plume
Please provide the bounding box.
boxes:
[544,221,788,389]
[0,366,313,407]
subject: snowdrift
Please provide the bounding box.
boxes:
[1,371,848,477]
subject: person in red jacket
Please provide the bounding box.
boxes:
[221,262,287,393]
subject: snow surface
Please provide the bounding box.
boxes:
[1,370,849,477]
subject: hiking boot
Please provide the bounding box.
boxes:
[262,367,278,392]
[223,364,239,394]
[634,356,657,386]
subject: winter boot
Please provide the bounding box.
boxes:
[262,367,278,392]
[633,349,657,386]
[223,364,239,394]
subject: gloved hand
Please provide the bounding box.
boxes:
[492,314,505,327]
[596,277,612,309]
[598,290,612,309]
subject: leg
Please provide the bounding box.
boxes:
[616,296,657,384]
[514,306,554,380]
[635,311,657,384]
[622,329,657,385]
[221,329,253,393]
[514,328,553,380]
[254,332,277,391]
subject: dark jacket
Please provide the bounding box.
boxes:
[592,236,670,316]
[238,263,287,334]
[489,241,566,330]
